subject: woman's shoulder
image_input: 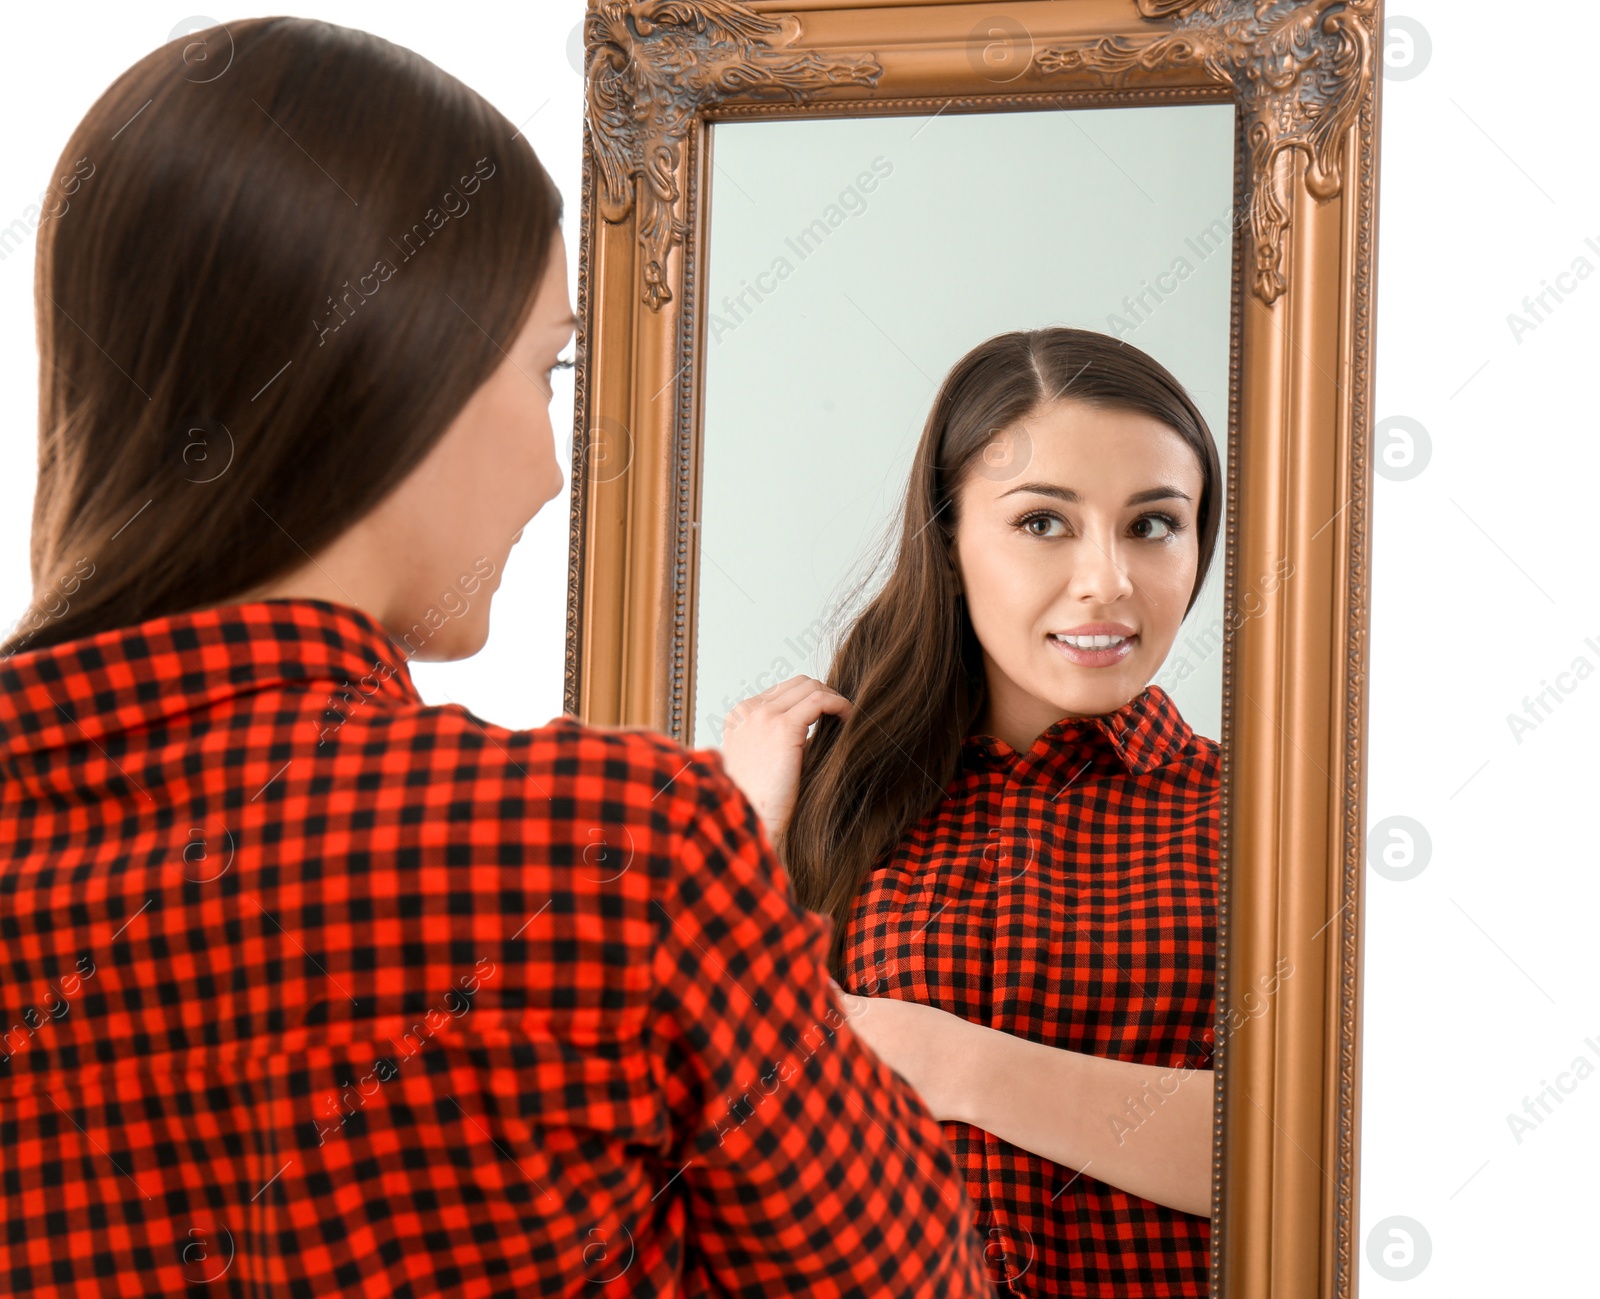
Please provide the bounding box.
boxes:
[382,703,737,817]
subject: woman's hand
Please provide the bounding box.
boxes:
[828,979,978,1124]
[718,675,853,840]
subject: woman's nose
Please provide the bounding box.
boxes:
[1068,532,1135,603]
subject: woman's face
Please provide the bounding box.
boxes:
[951,397,1205,743]
[226,228,574,660]
[365,228,575,659]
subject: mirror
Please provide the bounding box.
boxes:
[691,104,1236,749]
[567,2,1382,1293]
[690,101,1237,1292]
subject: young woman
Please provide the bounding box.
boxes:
[722,327,1223,1297]
[0,19,990,1296]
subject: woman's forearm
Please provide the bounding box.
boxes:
[946,1019,1214,1217]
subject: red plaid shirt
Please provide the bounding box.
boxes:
[840,684,1217,1297]
[0,597,989,1297]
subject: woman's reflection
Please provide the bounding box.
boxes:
[721,327,1221,1297]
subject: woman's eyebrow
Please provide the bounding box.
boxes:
[998,482,1194,506]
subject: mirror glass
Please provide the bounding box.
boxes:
[692,104,1237,749]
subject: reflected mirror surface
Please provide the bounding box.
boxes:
[693,104,1236,748]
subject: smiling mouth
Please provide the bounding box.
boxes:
[1047,632,1137,667]
[1050,633,1129,650]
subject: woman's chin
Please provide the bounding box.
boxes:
[410,610,492,663]
[1043,673,1147,718]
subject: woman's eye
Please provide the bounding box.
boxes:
[1017,512,1066,538]
[1132,514,1180,541]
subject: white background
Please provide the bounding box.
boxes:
[1,3,1594,1293]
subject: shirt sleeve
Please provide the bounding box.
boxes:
[647,749,990,1297]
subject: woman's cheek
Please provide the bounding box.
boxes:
[1155,543,1200,604]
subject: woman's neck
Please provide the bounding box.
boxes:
[973,675,1140,754]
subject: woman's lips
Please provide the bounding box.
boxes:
[1047,633,1137,668]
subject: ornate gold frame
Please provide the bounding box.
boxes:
[564,3,1382,1296]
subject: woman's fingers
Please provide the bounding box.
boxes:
[783,687,855,729]
[752,674,832,712]
[723,675,807,725]
[727,675,852,733]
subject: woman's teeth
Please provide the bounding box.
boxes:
[1051,634,1129,649]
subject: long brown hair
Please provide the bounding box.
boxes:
[3,18,562,655]
[782,327,1223,975]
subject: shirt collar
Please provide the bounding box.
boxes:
[0,597,421,761]
[960,683,1194,778]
